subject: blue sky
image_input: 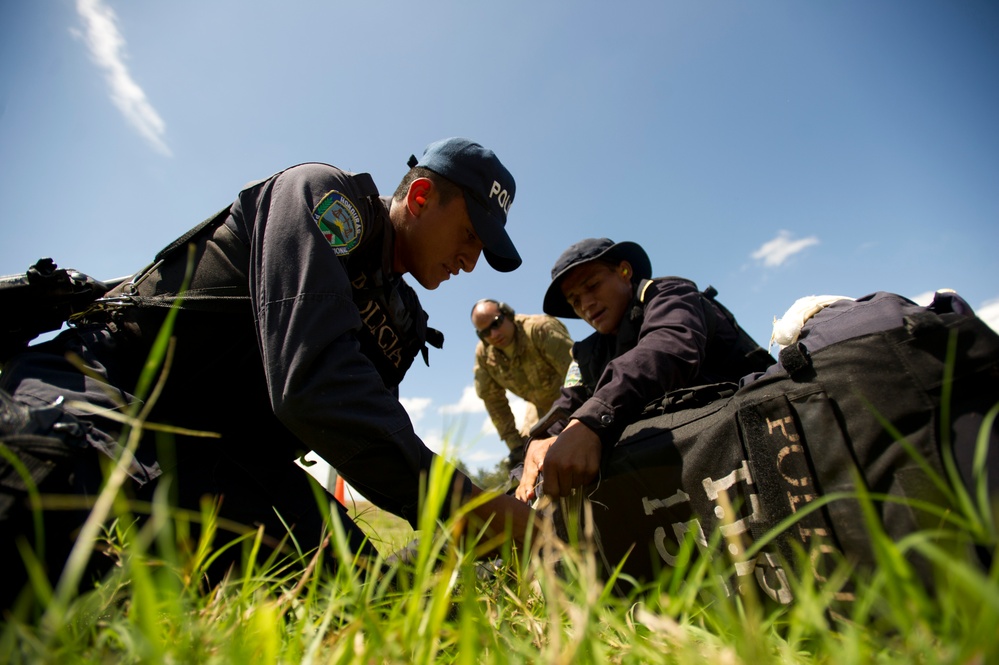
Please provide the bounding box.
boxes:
[2,1,997,484]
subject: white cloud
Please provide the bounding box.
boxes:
[419,429,445,456]
[399,396,432,423]
[978,298,999,334]
[400,389,493,457]
[466,449,501,464]
[73,0,171,156]
[910,291,936,307]
[479,393,529,435]
[752,231,819,268]
[398,396,446,453]
[439,385,485,415]
[397,388,527,474]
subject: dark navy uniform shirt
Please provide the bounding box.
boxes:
[224,163,437,521]
[550,278,748,446]
[1,163,441,526]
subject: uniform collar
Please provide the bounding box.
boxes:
[378,196,401,282]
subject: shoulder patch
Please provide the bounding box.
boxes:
[313,190,363,256]
[563,360,583,388]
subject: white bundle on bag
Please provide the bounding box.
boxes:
[770,295,852,350]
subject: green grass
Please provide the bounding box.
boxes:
[3,257,997,662]
[1,461,997,664]
[346,500,416,553]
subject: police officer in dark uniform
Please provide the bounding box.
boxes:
[517,237,774,502]
[0,137,534,607]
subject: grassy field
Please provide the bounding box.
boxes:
[3,419,997,662]
[3,299,996,663]
[345,499,417,552]
[2,466,998,664]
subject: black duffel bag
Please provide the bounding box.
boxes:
[566,291,999,603]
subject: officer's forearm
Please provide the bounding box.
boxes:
[462,485,541,552]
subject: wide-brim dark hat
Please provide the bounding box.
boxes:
[542,238,652,318]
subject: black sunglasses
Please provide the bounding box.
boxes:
[475,312,506,340]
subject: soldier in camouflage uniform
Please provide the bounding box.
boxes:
[471,299,573,467]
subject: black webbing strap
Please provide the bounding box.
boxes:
[117,169,380,316]
[637,278,720,348]
[700,286,719,339]
[154,204,233,263]
[151,169,379,264]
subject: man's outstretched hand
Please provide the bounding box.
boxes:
[514,420,602,502]
[515,435,555,502]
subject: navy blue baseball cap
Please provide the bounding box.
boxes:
[408,138,521,272]
[543,238,652,318]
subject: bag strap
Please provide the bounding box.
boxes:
[153,170,379,264]
[637,278,775,376]
[154,204,234,263]
[699,284,776,374]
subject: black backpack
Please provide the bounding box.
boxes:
[694,280,777,379]
[562,291,999,603]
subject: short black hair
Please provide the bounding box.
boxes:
[393,166,463,206]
